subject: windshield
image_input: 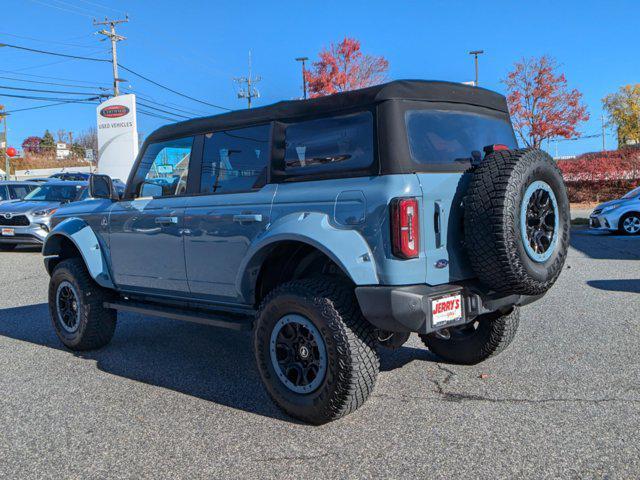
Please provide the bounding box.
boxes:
[24,184,83,202]
[622,186,640,199]
[405,109,517,165]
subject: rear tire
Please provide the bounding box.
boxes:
[419,307,520,365]
[49,258,117,351]
[0,244,16,251]
[619,212,640,235]
[254,277,379,424]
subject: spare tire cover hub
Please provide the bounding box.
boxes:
[520,180,559,263]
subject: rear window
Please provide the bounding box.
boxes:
[405,109,517,165]
[284,112,374,175]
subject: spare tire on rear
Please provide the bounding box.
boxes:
[464,148,570,296]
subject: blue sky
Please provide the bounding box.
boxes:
[2,0,639,157]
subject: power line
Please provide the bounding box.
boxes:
[4,99,98,114]
[25,0,94,18]
[119,64,231,110]
[75,0,127,15]
[136,101,190,120]
[0,69,111,86]
[0,42,110,63]
[137,109,181,123]
[0,31,97,49]
[0,92,100,102]
[1,41,230,110]
[0,84,106,96]
[0,74,109,90]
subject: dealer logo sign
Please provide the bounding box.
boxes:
[100,105,130,118]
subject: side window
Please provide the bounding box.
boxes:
[200,124,270,194]
[8,185,30,199]
[135,136,194,198]
[284,112,374,175]
[0,186,8,201]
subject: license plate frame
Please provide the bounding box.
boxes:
[1,228,15,237]
[430,293,464,327]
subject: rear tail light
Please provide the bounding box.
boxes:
[391,197,419,259]
[483,144,510,155]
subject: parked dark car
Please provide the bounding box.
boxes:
[49,172,91,181]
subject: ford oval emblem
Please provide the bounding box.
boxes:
[100,105,130,118]
[435,259,449,269]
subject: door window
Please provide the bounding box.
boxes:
[135,136,194,198]
[200,125,271,194]
[8,184,32,199]
[0,186,8,201]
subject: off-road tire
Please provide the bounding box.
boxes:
[420,307,520,365]
[618,212,640,235]
[465,148,570,295]
[49,258,117,351]
[0,244,16,251]
[254,277,379,424]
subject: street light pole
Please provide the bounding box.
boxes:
[469,50,484,87]
[295,57,309,99]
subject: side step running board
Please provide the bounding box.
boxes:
[104,300,254,331]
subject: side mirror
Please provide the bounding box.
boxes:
[89,174,119,201]
[140,181,164,198]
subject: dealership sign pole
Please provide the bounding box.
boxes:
[96,94,139,181]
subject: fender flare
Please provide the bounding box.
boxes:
[237,212,379,302]
[42,217,115,289]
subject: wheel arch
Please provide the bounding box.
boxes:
[237,212,379,306]
[42,217,115,289]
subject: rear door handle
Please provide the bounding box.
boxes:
[233,213,262,223]
[155,216,178,225]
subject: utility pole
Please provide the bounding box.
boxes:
[235,51,261,109]
[2,110,7,180]
[295,56,309,99]
[94,16,129,97]
[601,112,606,151]
[469,50,484,87]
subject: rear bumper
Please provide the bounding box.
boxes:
[355,283,543,334]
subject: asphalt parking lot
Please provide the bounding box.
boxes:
[0,226,638,479]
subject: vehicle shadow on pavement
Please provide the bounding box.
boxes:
[0,303,289,422]
[569,226,640,260]
[586,279,640,294]
[0,303,439,422]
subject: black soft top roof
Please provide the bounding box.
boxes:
[147,80,509,142]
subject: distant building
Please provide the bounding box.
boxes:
[56,143,70,159]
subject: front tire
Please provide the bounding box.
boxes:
[619,212,640,235]
[419,307,520,365]
[49,258,117,351]
[254,277,379,424]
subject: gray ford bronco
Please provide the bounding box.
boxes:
[43,80,570,424]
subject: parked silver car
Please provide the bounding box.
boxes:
[590,186,640,235]
[0,181,87,250]
[0,181,39,204]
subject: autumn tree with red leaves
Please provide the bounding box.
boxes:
[22,136,43,154]
[504,56,589,148]
[306,37,389,98]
